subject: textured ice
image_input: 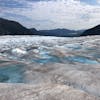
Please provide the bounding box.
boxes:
[0,36,100,100]
[0,36,99,64]
[0,63,24,83]
[66,56,99,64]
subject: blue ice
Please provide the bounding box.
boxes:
[0,64,24,83]
[67,56,99,64]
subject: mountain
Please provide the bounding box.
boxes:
[81,25,100,36]
[0,18,37,35]
[0,17,85,37]
[30,29,83,37]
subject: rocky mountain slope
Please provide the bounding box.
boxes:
[81,25,100,36]
[0,18,37,35]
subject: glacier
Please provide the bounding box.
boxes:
[0,35,100,100]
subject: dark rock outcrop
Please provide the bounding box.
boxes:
[0,18,37,35]
[81,25,100,36]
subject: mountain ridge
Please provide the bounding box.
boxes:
[32,28,84,37]
[0,18,36,35]
[81,25,100,36]
[0,17,100,37]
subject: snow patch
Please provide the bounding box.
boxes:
[11,48,27,56]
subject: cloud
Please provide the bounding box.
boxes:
[79,0,98,5]
[0,0,27,8]
[0,0,100,30]
[97,0,100,4]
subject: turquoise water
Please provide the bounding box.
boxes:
[0,64,24,83]
[32,56,63,64]
[32,48,63,64]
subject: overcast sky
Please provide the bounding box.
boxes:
[0,0,100,30]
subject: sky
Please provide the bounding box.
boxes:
[0,0,100,30]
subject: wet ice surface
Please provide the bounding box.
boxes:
[66,56,99,64]
[0,62,25,83]
[0,36,100,98]
[0,35,99,64]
